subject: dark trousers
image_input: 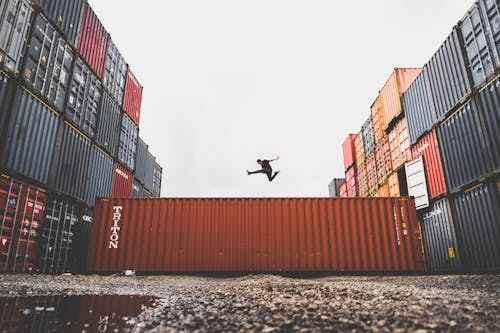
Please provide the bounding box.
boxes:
[248,168,278,181]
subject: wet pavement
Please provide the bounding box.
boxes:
[0,274,499,332]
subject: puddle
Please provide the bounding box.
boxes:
[0,294,159,332]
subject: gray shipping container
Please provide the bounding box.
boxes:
[0,73,13,139]
[0,0,33,75]
[421,198,461,273]
[104,40,127,106]
[134,137,147,185]
[22,13,74,113]
[34,0,85,47]
[95,92,120,157]
[459,0,500,89]
[474,77,500,174]
[362,116,375,157]
[328,178,345,197]
[72,208,92,273]
[132,179,143,198]
[49,121,91,203]
[118,113,138,171]
[437,100,493,192]
[1,87,58,185]
[65,57,103,138]
[403,69,437,144]
[451,180,500,272]
[426,27,472,120]
[152,161,162,197]
[480,0,500,69]
[144,150,155,191]
[40,196,81,274]
[86,146,113,207]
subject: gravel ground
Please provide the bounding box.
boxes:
[0,274,499,332]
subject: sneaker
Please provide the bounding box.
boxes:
[247,170,250,175]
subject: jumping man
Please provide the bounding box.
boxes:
[247,156,280,182]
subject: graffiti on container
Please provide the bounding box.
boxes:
[109,206,123,249]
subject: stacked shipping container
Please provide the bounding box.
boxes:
[336,0,500,272]
[0,0,163,274]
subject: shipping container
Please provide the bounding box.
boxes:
[1,87,58,185]
[421,198,461,273]
[354,131,365,166]
[95,92,121,158]
[123,68,143,125]
[328,178,345,198]
[362,116,375,158]
[118,114,138,172]
[0,0,33,75]
[451,181,500,271]
[134,137,147,185]
[0,73,13,139]
[479,0,500,68]
[403,69,437,144]
[22,13,74,113]
[33,0,85,47]
[426,27,472,121]
[459,0,500,89]
[438,100,494,192]
[378,182,389,197]
[77,4,109,80]
[103,40,127,106]
[375,135,392,185]
[152,161,162,197]
[339,182,347,198]
[357,164,368,197]
[40,195,82,274]
[388,172,400,197]
[370,96,384,144]
[342,134,356,171]
[111,163,133,197]
[380,68,422,131]
[366,154,378,195]
[144,150,155,192]
[0,174,46,273]
[86,146,113,207]
[411,129,447,199]
[72,207,92,273]
[345,166,357,197]
[49,121,92,203]
[474,76,500,173]
[65,57,103,138]
[388,117,411,171]
[87,197,425,273]
[405,157,429,210]
[132,179,143,198]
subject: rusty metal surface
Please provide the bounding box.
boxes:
[87,197,425,273]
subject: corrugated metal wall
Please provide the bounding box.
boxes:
[134,137,147,185]
[87,198,425,273]
[65,57,103,138]
[86,146,113,207]
[152,162,162,197]
[103,40,127,106]
[22,13,74,113]
[123,69,143,125]
[95,92,120,158]
[0,0,33,75]
[111,163,133,197]
[421,198,461,272]
[0,73,13,139]
[362,116,375,157]
[117,114,138,171]
[49,122,92,202]
[1,87,59,185]
[451,181,500,271]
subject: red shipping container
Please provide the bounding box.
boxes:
[339,182,347,198]
[345,166,357,197]
[376,135,392,185]
[123,69,143,126]
[87,197,425,273]
[411,129,447,199]
[354,132,365,166]
[0,174,46,273]
[111,163,133,197]
[342,134,356,171]
[366,154,378,195]
[389,117,411,171]
[357,164,368,197]
[77,4,109,80]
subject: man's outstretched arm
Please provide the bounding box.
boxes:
[270,155,280,162]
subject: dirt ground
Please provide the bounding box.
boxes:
[0,274,499,332]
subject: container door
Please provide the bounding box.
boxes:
[405,157,429,210]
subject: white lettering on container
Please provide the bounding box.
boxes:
[109,206,123,249]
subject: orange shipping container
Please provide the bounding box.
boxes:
[389,172,400,197]
[357,164,368,197]
[370,96,385,144]
[366,154,378,195]
[375,135,392,185]
[380,68,422,130]
[378,182,390,197]
[389,117,411,171]
[354,132,365,166]
[87,198,425,273]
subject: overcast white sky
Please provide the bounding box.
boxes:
[89,0,474,198]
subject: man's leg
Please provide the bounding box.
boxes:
[270,170,280,181]
[247,169,265,175]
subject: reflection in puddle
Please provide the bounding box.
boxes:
[0,294,158,332]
